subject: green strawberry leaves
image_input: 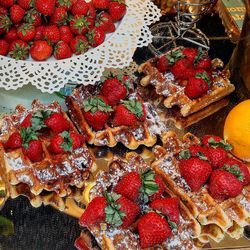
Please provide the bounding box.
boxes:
[31,110,52,131]
[139,169,159,203]
[20,127,39,149]
[196,72,212,86]
[121,100,144,118]
[223,164,244,182]
[104,193,125,227]
[83,97,113,114]
[166,49,185,65]
[178,150,191,160]
[60,131,73,152]
[208,138,233,151]
[194,47,205,66]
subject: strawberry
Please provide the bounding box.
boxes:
[4,27,18,42]
[86,27,105,47]
[82,96,112,131]
[101,75,127,105]
[149,175,165,201]
[71,0,88,15]
[35,0,55,16]
[95,12,113,33]
[20,113,32,128]
[54,40,72,60]
[17,23,36,41]
[185,71,211,99]
[202,135,232,151]
[43,25,60,43]
[5,132,22,149]
[56,0,76,11]
[0,6,7,14]
[222,157,250,186]
[182,47,198,63]
[24,8,42,27]
[74,237,88,250]
[0,14,12,34]
[116,196,140,228]
[156,55,170,73]
[171,58,195,80]
[150,197,180,225]
[79,196,107,226]
[138,212,172,248]
[10,4,25,24]
[0,39,9,56]
[59,25,74,44]
[93,0,110,9]
[196,57,212,70]
[209,170,243,200]
[179,157,212,192]
[69,15,91,35]
[30,40,52,61]
[70,35,89,55]
[9,40,29,60]
[17,0,33,10]
[114,172,142,201]
[34,25,44,40]
[207,147,228,169]
[70,131,85,149]
[44,112,70,133]
[108,0,126,21]
[187,145,209,160]
[106,21,115,33]
[0,0,14,8]
[112,100,146,127]
[50,7,67,25]
[87,1,96,18]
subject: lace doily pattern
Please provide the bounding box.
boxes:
[0,0,161,94]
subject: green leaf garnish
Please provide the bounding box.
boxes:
[83,97,113,114]
[121,100,144,118]
[31,110,52,131]
[60,131,73,152]
[223,164,244,182]
[194,47,205,66]
[208,138,233,151]
[196,72,212,86]
[166,49,185,65]
[196,152,208,161]
[179,150,191,160]
[20,127,39,149]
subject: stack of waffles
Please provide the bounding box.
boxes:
[138,47,235,129]
[151,131,250,243]
[75,152,203,249]
[66,81,165,150]
[0,100,97,211]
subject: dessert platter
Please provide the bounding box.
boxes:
[0,1,249,249]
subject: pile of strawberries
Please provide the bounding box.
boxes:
[80,74,147,131]
[178,135,250,201]
[78,169,180,248]
[0,0,126,60]
[156,47,213,99]
[4,110,84,162]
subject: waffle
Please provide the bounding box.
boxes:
[138,47,235,117]
[66,85,165,149]
[0,100,97,198]
[76,152,203,250]
[151,131,250,241]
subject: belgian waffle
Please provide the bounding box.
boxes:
[66,85,165,149]
[0,100,97,198]
[138,47,235,117]
[151,131,250,241]
[76,152,202,250]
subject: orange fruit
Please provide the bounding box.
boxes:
[224,100,250,162]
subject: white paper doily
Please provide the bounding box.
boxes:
[0,0,161,94]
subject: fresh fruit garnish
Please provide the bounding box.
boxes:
[179,157,212,192]
[86,27,105,47]
[44,112,70,133]
[221,157,250,186]
[17,23,36,41]
[224,100,250,162]
[108,0,126,21]
[182,47,198,63]
[4,132,22,149]
[50,7,67,25]
[209,169,243,201]
[24,8,42,26]
[149,197,180,225]
[196,57,212,70]
[35,0,55,16]
[43,24,60,43]
[101,75,127,105]
[69,14,91,35]
[71,0,88,16]
[183,145,209,161]
[59,25,74,44]
[202,135,232,151]
[112,99,146,126]
[70,35,89,55]
[149,175,165,202]
[171,58,195,80]
[207,147,228,169]
[54,40,72,59]
[0,39,9,56]
[138,211,172,248]
[82,96,112,131]
[95,12,113,33]
[30,40,52,61]
[9,40,29,60]
[10,4,25,24]
[93,0,110,9]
